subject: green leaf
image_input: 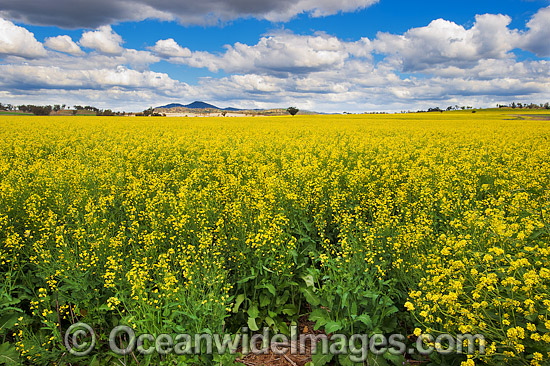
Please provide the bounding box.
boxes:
[309,309,329,329]
[302,288,320,307]
[337,354,355,366]
[265,284,276,296]
[264,316,275,327]
[350,301,358,317]
[282,304,298,316]
[98,304,111,312]
[257,283,276,296]
[383,351,405,365]
[356,314,372,329]
[247,317,259,331]
[367,353,389,366]
[385,306,398,316]
[0,343,19,365]
[278,321,290,336]
[233,294,245,313]
[247,305,259,318]
[341,292,349,309]
[277,291,290,305]
[301,274,315,288]
[324,321,342,334]
[261,265,274,273]
[260,294,271,308]
[237,275,256,284]
[311,350,333,366]
[0,314,18,335]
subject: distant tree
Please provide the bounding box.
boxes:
[84,105,99,112]
[97,109,114,116]
[545,102,549,110]
[30,105,52,116]
[221,111,227,117]
[286,107,299,116]
[139,107,164,117]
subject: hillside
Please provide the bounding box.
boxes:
[155,101,316,116]
[156,101,245,111]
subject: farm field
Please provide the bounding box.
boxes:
[0,111,549,365]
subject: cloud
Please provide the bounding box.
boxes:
[165,32,355,75]
[79,26,124,55]
[0,17,46,58]
[0,63,189,97]
[0,0,378,28]
[44,35,84,55]
[1,6,550,113]
[520,6,550,57]
[149,39,192,58]
[373,14,519,72]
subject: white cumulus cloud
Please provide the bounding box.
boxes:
[167,32,354,74]
[0,17,46,58]
[79,25,124,55]
[44,35,84,55]
[149,39,192,58]
[373,14,519,72]
[520,6,550,57]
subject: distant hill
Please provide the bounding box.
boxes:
[156,101,243,110]
[155,101,318,116]
[185,101,221,109]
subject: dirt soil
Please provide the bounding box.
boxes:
[509,114,550,121]
[235,317,325,366]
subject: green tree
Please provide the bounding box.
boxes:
[286,107,299,116]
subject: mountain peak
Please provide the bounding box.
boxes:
[185,101,220,109]
[156,101,222,110]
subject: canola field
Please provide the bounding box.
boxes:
[0,111,549,365]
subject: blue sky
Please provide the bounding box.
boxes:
[0,0,549,112]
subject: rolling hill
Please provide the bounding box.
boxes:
[156,101,242,111]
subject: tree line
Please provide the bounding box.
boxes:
[497,102,550,109]
[0,103,127,116]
